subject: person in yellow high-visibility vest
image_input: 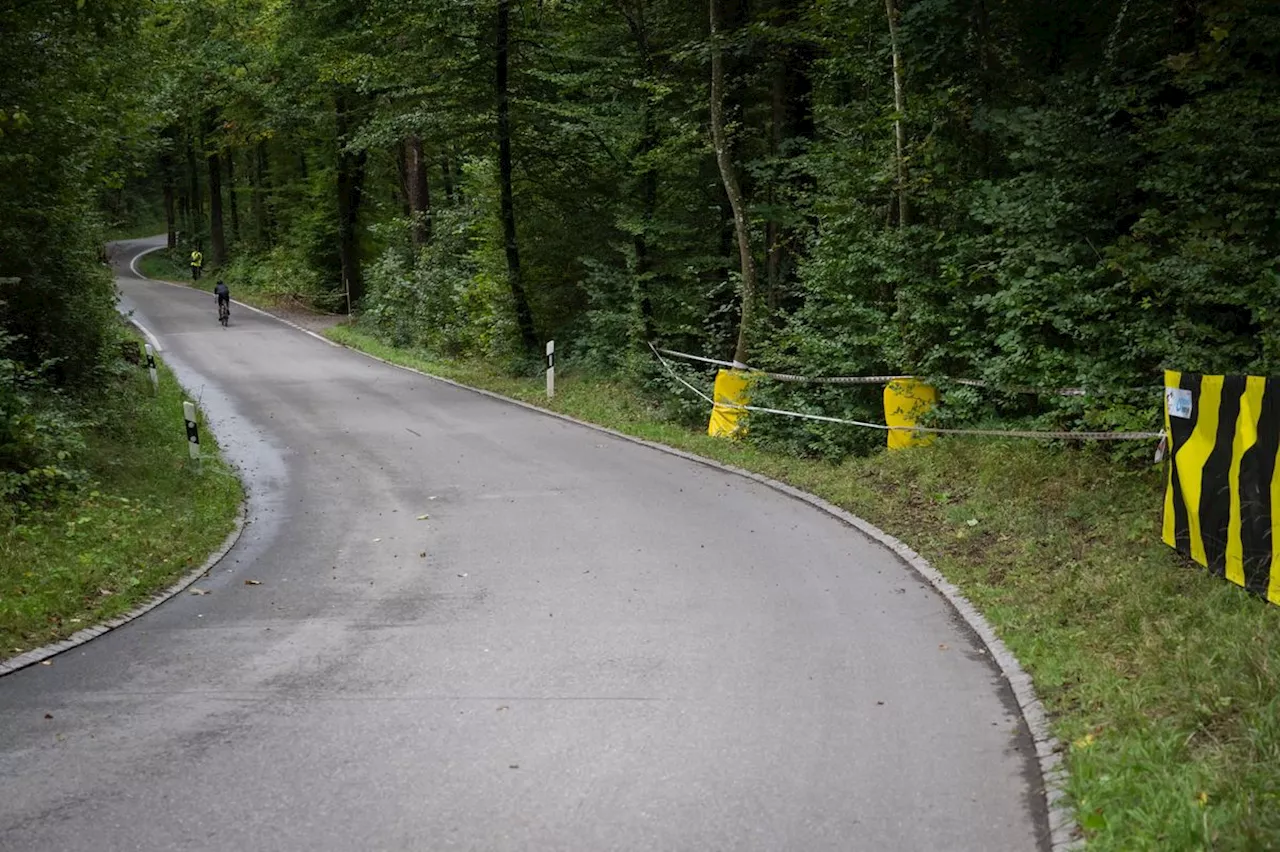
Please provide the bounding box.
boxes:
[189,247,203,281]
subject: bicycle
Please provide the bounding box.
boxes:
[218,300,230,327]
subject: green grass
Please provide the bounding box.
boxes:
[135,246,198,284]
[327,324,1280,851]
[0,340,244,658]
[135,249,280,312]
[136,249,208,288]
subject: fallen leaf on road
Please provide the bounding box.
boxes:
[373,538,382,543]
[939,644,950,651]
[244,580,262,586]
[419,552,426,558]
[457,573,468,578]
[509,764,520,769]
[40,661,52,666]
[417,514,430,520]
[44,713,53,720]
[189,588,210,596]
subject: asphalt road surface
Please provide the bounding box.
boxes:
[0,238,1046,851]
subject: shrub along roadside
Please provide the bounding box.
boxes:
[0,332,243,658]
[327,323,1280,851]
[136,249,202,288]
[136,250,286,315]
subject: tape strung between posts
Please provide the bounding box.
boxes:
[652,345,1156,398]
[649,344,1163,442]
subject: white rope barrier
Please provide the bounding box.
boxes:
[651,344,1158,398]
[648,344,1164,443]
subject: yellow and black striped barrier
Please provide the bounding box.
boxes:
[1164,370,1280,605]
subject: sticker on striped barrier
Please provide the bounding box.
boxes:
[1163,370,1280,605]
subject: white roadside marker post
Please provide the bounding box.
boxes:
[183,401,202,473]
[546,340,555,401]
[144,344,159,392]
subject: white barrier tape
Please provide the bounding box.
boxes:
[649,344,1163,442]
[652,344,1152,398]
[652,347,742,369]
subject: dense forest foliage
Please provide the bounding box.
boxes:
[5,0,1280,472]
[1,0,155,504]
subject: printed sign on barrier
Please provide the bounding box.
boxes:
[1163,370,1280,606]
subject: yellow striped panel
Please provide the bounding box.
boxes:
[1163,370,1180,548]
[1176,375,1223,566]
[1271,436,1280,605]
[1225,377,1266,588]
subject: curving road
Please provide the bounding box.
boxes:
[0,238,1046,851]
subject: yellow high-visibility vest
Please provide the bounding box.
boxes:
[190,251,203,268]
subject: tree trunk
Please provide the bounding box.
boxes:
[226,151,241,245]
[886,0,909,228]
[634,107,658,342]
[710,0,758,366]
[405,135,432,246]
[178,192,190,245]
[254,141,273,245]
[621,1,658,341]
[335,94,368,310]
[161,151,177,249]
[396,141,412,218]
[207,148,227,267]
[164,184,177,249]
[497,0,539,353]
[441,154,456,205]
[766,65,784,316]
[186,139,203,245]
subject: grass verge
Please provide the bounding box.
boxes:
[104,219,166,242]
[0,335,243,659]
[135,250,288,314]
[327,324,1280,851]
[136,249,207,290]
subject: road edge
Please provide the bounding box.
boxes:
[0,301,251,678]
[330,343,1081,851]
[0,505,247,678]
[124,249,1080,850]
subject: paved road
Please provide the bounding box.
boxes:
[0,238,1046,851]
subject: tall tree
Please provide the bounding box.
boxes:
[404,135,432,246]
[497,0,539,352]
[709,0,758,365]
[335,92,368,309]
[208,145,227,266]
[226,152,241,245]
[885,0,908,227]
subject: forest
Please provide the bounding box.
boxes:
[7,4,1280,846]
[5,0,1280,482]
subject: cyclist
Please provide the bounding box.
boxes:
[214,279,231,324]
